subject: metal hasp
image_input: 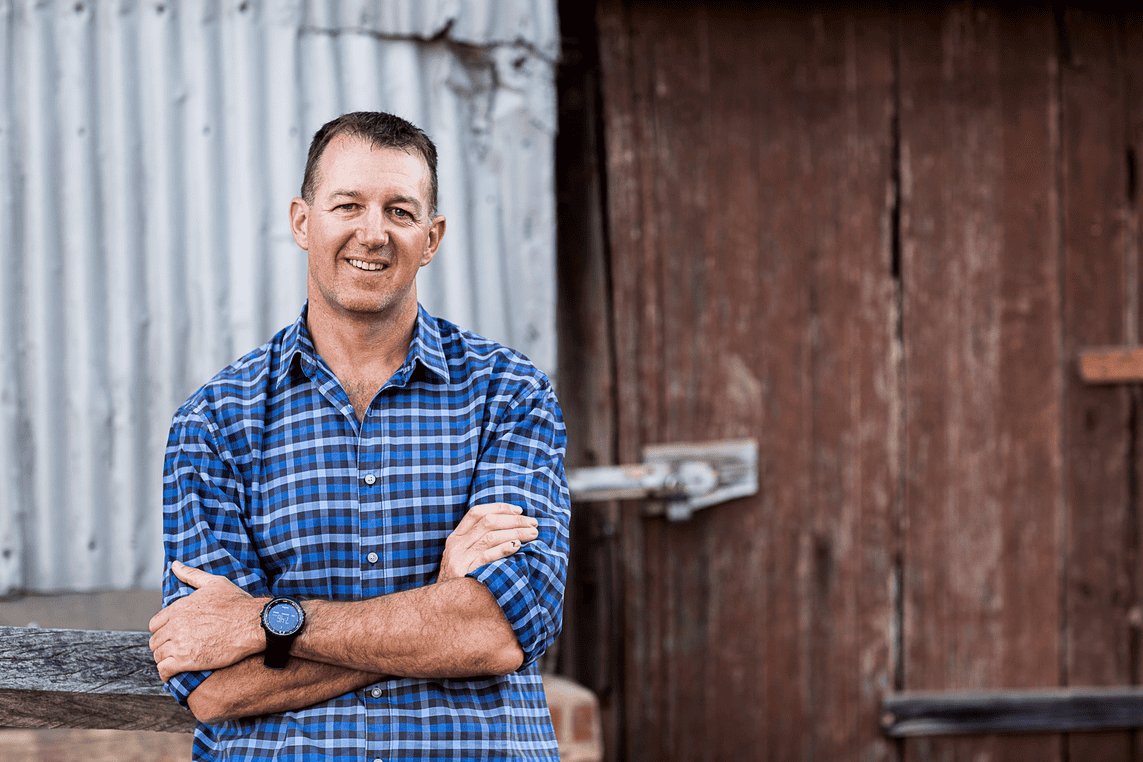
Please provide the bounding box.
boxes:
[566,438,758,521]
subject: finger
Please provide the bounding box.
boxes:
[455,502,522,533]
[472,525,539,551]
[439,536,524,583]
[444,517,538,564]
[171,560,218,589]
[148,608,168,634]
[483,538,525,564]
[157,657,178,683]
[461,512,538,540]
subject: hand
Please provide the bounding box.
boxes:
[148,561,268,683]
[437,503,539,583]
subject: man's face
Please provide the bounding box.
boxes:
[289,134,445,323]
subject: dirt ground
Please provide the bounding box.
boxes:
[0,729,191,762]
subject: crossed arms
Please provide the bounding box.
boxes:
[149,503,541,723]
[154,367,570,725]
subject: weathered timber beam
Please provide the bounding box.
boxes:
[882,686,1143,737]
[1078,346,1143,383]
[0,626,194,732]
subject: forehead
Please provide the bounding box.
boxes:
[315,134,431,202]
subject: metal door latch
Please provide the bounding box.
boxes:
[566,438,758,521]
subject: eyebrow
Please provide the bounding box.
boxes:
[327,189,424,214]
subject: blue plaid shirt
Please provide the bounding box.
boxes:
[162,304,569,761]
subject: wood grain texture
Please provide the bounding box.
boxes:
[555,1,624,754]
[1060,9,1137,762]
[596,3,895,759]
[0,626,193,733]
[1127,14,1143,761]
[585,5,1143,762]
[899,6,1062,762]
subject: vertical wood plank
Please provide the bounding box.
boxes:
[900,6,1062,762]
[595,3,661,758]
[641,8,713,759]
[597,3,896,760]
[1125,13,1143,762]
[555,1,623,756]
[700,8,776,760]
[798,9,897,761]
[1060,9,1136,762]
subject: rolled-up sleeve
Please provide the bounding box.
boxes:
[466,379,570,668]
[162,402,271,708]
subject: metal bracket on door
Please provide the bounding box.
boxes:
[566,438,758,521]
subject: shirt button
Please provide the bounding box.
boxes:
[367,552,379,564]
[371,687,383,698]
[363,473,377,485]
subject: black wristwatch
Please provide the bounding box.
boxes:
[260,597,305,670]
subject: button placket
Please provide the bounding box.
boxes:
[360,450,380,570]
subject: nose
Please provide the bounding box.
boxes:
[356,207,387,249]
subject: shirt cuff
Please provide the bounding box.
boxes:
[468,553,560,667]
[165,669,213,710]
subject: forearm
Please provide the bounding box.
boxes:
[293,578,523,677]
[187,655,384,723]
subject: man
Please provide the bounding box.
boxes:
[147,111,569,761]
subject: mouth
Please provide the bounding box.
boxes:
[348,259,388,272]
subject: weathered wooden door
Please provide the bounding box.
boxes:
[558,3,1143,761]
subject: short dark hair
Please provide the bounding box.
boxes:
[301,111,439,217]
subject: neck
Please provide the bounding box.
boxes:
[305,295,419,392]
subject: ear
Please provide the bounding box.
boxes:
[289,197,311,250]
[420,215,446,267]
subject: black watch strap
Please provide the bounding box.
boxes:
[261,597,305,670]
[264,634,293,670]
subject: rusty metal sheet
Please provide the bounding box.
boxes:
[0,0,558,594]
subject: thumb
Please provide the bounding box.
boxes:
[171,560,217,589]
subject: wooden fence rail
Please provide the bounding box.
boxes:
[882,687,1143,738]
[0,625,602,761]
[0,626,193,732]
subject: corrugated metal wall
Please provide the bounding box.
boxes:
[0,0,558,594]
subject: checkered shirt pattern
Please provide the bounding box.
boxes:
[161,304,569,761]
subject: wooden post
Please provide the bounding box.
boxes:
[0,626,194,732]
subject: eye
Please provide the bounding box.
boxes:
[391,208,410,218]
[334,202,359,212]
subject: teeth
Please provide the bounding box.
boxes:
[349,259,384,271]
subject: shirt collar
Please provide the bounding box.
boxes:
[274,303,448,390]
[407,303,450,383]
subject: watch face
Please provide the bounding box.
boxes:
[265,600,302,635]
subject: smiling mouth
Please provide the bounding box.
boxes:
[348,259,387,272]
